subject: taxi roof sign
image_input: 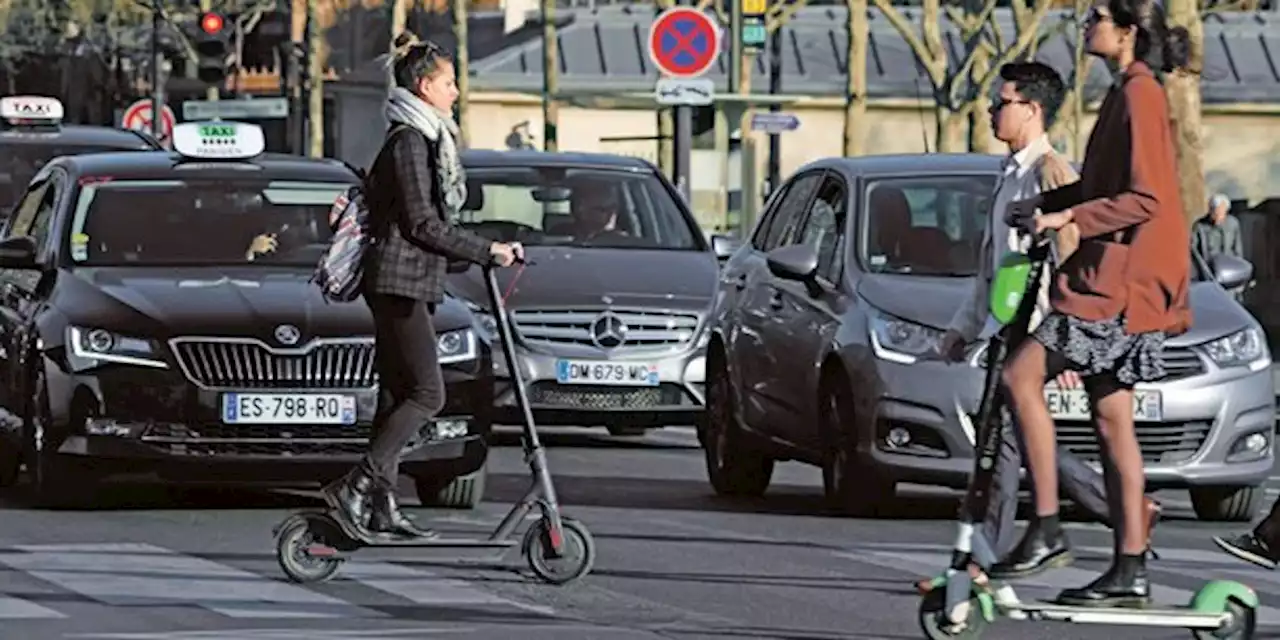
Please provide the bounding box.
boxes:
[172,121,266,160]
[0,96,64,124]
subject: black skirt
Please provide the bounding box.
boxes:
[1031,312,1167,386]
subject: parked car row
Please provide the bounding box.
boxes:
[700,153,1275,523]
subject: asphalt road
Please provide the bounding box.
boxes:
[2,427,1280,640]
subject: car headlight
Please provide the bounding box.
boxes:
[1203,327,1268,370]
[437,328,478,364]
[67,326,167,370]
[868,309,944,365]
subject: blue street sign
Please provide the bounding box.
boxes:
[750,112,801,134]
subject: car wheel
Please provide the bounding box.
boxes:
[703,355,773,497]
[24,368,82,509]
[820,370,895,516]
[1190,485,1263,522]
[414,462,487,510]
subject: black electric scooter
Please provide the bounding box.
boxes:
[272,259,596,586]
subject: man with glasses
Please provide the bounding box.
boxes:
[918,61,1160,591]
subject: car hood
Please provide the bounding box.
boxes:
[445,246,717,312]
[857,273,1251,347]
[52,267,472,341]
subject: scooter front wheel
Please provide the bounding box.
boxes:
[522,516,595,585]
[918,589,988,639]
[276,513,345,584]
[1191,599,1256,640]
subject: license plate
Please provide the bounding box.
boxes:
[555,360,659,386]
[1044,386,1162,422]
[221,393,357,425]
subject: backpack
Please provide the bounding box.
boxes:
[311,125,411,303]
[311,180,372,303]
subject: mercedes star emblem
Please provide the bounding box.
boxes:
[274,324,301,346]
[589,312,627,350]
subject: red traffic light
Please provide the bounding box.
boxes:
[200,12,225,35]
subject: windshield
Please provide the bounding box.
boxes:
[862,174,996,276]
[1,143,139,210]
[68,178,350,266]
[457,167,699,250]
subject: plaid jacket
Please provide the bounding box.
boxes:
[362,126,492,301]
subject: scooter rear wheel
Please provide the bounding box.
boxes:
[276,514,345,584]
[522,516,595,585]
[918,589,988,639]
[1192,598,1256,640]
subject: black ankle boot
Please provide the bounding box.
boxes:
[988,514,1073,579]
[321,469,374,537]
[369,489,437,539]
[1056,553,1151,608]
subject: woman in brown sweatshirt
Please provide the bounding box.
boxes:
[985,0,1192,608]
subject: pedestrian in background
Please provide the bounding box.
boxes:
[322,32,523,539]
[1192,193,1244,299]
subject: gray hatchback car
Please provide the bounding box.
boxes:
[703,154,1274,522]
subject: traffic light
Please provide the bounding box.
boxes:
[194,12,232,86]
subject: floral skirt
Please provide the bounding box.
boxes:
[1031,312,1167,386]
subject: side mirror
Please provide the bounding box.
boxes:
[766,243,819,282]
[710,234,741,260]
[0,235,38,269]
[1210,254,1253,291]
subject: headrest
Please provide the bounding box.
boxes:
[463,182,484,211]
[869,185,912,234]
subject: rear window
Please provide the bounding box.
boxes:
[0,141,145,210]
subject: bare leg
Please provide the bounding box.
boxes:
[1000,339,1058,517]
[1090,384,1147,555]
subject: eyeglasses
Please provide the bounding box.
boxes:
[989,98,1030,113]
[1082,8,1114,27]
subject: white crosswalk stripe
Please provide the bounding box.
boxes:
[0,541,551,622]
[839,541,1280,625]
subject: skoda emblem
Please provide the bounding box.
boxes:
[274,324,301,346]
[590,312,627,350]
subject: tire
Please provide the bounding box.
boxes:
[703,354,773,497]
[522,516,596,585]
[25,368,81,509]
[1191,598,1256,640]
[820,371,895,516]
[918,588,988,639]
[414,462,487,510]
[275,514,345,584]
[1191,486,1262,522]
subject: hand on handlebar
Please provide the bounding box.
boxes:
[489,241,525,267]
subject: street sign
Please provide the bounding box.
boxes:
[121,99,176,146]
[648,7,722,79]
[740,0,768,53]
[183,98,290,121]
[750,112,801,134]
[655,77,715,106]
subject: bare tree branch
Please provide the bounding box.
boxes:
[767,0,808,31]
[970,0,1052,93]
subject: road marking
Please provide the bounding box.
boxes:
[0,593,66,619]
[67,629,477,639]
[0,542,381,619]
[837,544,1280,625]
[342,560,556,616]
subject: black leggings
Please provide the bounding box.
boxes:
[358,293,446,490]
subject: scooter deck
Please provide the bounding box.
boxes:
[344,533,516,549]
[1003,600,1229,629]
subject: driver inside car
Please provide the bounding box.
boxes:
[561,183,630,241]
[244,208,325,262]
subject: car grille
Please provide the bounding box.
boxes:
[1056,420,1211,464]
[511,308,700,352]
[170,338,376,389]
[141,423,371,456]
[528,382,689,410]
[1159,346,1205,381]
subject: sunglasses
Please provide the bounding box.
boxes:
[1082,8,1115,27]
[989,98,1031,113]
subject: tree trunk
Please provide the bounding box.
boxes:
[657,109,674,177]
[541,0,558,151]
[1165,0,1205,228]
[452,0,469,146]
[968,44,993,153]
[391,0,409,43]
[935,108,967,153]
[307,0,324,158]
[843,0,868,156]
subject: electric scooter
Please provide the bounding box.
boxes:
[272,258,596,586]
[915,240,1259,640]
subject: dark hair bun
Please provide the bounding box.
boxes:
[392,31,420,58]
[1163,25,1191,72]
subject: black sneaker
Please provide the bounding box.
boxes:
[1213,533,1279,570]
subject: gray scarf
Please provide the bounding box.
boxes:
[384,86,466,216]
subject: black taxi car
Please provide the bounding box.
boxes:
[0,121,492,507]
[1,95,159,211]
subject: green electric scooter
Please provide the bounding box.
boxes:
[915,247,1259,640]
